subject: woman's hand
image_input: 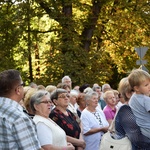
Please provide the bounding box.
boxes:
[100,126,109,133]
[67,143,75,150]
[78,140,86,149]
[77,146,84,150]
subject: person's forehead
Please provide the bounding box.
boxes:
[96,88,101,91]
[59,92,67,95]
[43,95,50,100]
[92,94,98,98]
[64,78,71,81]
[107,93,114,97]
[105,85,110,88]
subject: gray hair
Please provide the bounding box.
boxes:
[83,87,93,94]
[84,91,98,102]
[70,89,79,97]
[51,88,68,102]
[92,86,101,91]
[102,84,111,92]
[103,90,114,102]
[30,90,50,113]
[62,75,71,83]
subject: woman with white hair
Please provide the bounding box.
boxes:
[80,91,109,150]
[103,90,117,125]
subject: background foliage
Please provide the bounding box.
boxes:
[0,0,149,89]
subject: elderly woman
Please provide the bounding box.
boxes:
[24,87,37,118]
[67,90,80,124]
[30,90,75,150]
[76,93,86,117]
[80,91,109,150]
[49,88,86,150]
[103,90,118,125]
[114,77,150,149]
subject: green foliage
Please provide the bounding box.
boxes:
[0,0,149,88]
[0,2,23,70]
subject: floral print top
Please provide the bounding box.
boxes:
[49,108,81,139]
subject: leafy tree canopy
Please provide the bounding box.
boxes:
[0,0,149,89]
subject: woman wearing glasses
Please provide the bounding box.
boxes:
[80,91,109,150]
[49,88,86,150]
[30,90,74,150]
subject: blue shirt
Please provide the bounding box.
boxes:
[129,93,150,138]
[0,97,41,150]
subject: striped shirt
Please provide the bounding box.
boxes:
[0,97,41,150]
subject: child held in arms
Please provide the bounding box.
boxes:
[128,69,150,139]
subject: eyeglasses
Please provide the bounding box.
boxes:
[58,94,70,99]
[39,100,53,104]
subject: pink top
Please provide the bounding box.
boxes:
[103,105,117,120]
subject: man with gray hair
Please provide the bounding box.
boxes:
[92,85,106,110]
[62,75,72,89]
[102,83,111,93]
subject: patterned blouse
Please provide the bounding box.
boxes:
[115,105,150,150]
[49,108,81,139]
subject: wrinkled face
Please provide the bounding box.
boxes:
[65,87,71,93]
[114,93,119,104]
[35,95,53,118]
[55,93,70,108]
[88,95,98,108]
[134,79,150,96]
[95,88,102,98]
[103,85,111,93]
[105,93,116,106]
[79,99,86,108]
[70,95,77,105]
[64,79,72,88]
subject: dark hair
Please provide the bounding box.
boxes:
[50,88,67,102]
[79,84,90,93]
[0,69,21,96]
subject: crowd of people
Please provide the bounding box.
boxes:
[0,69,150,150]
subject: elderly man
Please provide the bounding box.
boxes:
[92,85,106,110]
[62,75,72,89]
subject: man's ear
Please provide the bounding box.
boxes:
[15,86,20,95]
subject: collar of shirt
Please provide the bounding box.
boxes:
[0,97,23,112]
[107,105,117,113]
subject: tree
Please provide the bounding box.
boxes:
[0,0,149,88]
[0,1,23,70]
[33,0,149,87]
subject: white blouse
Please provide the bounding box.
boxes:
[33,115,67,146]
